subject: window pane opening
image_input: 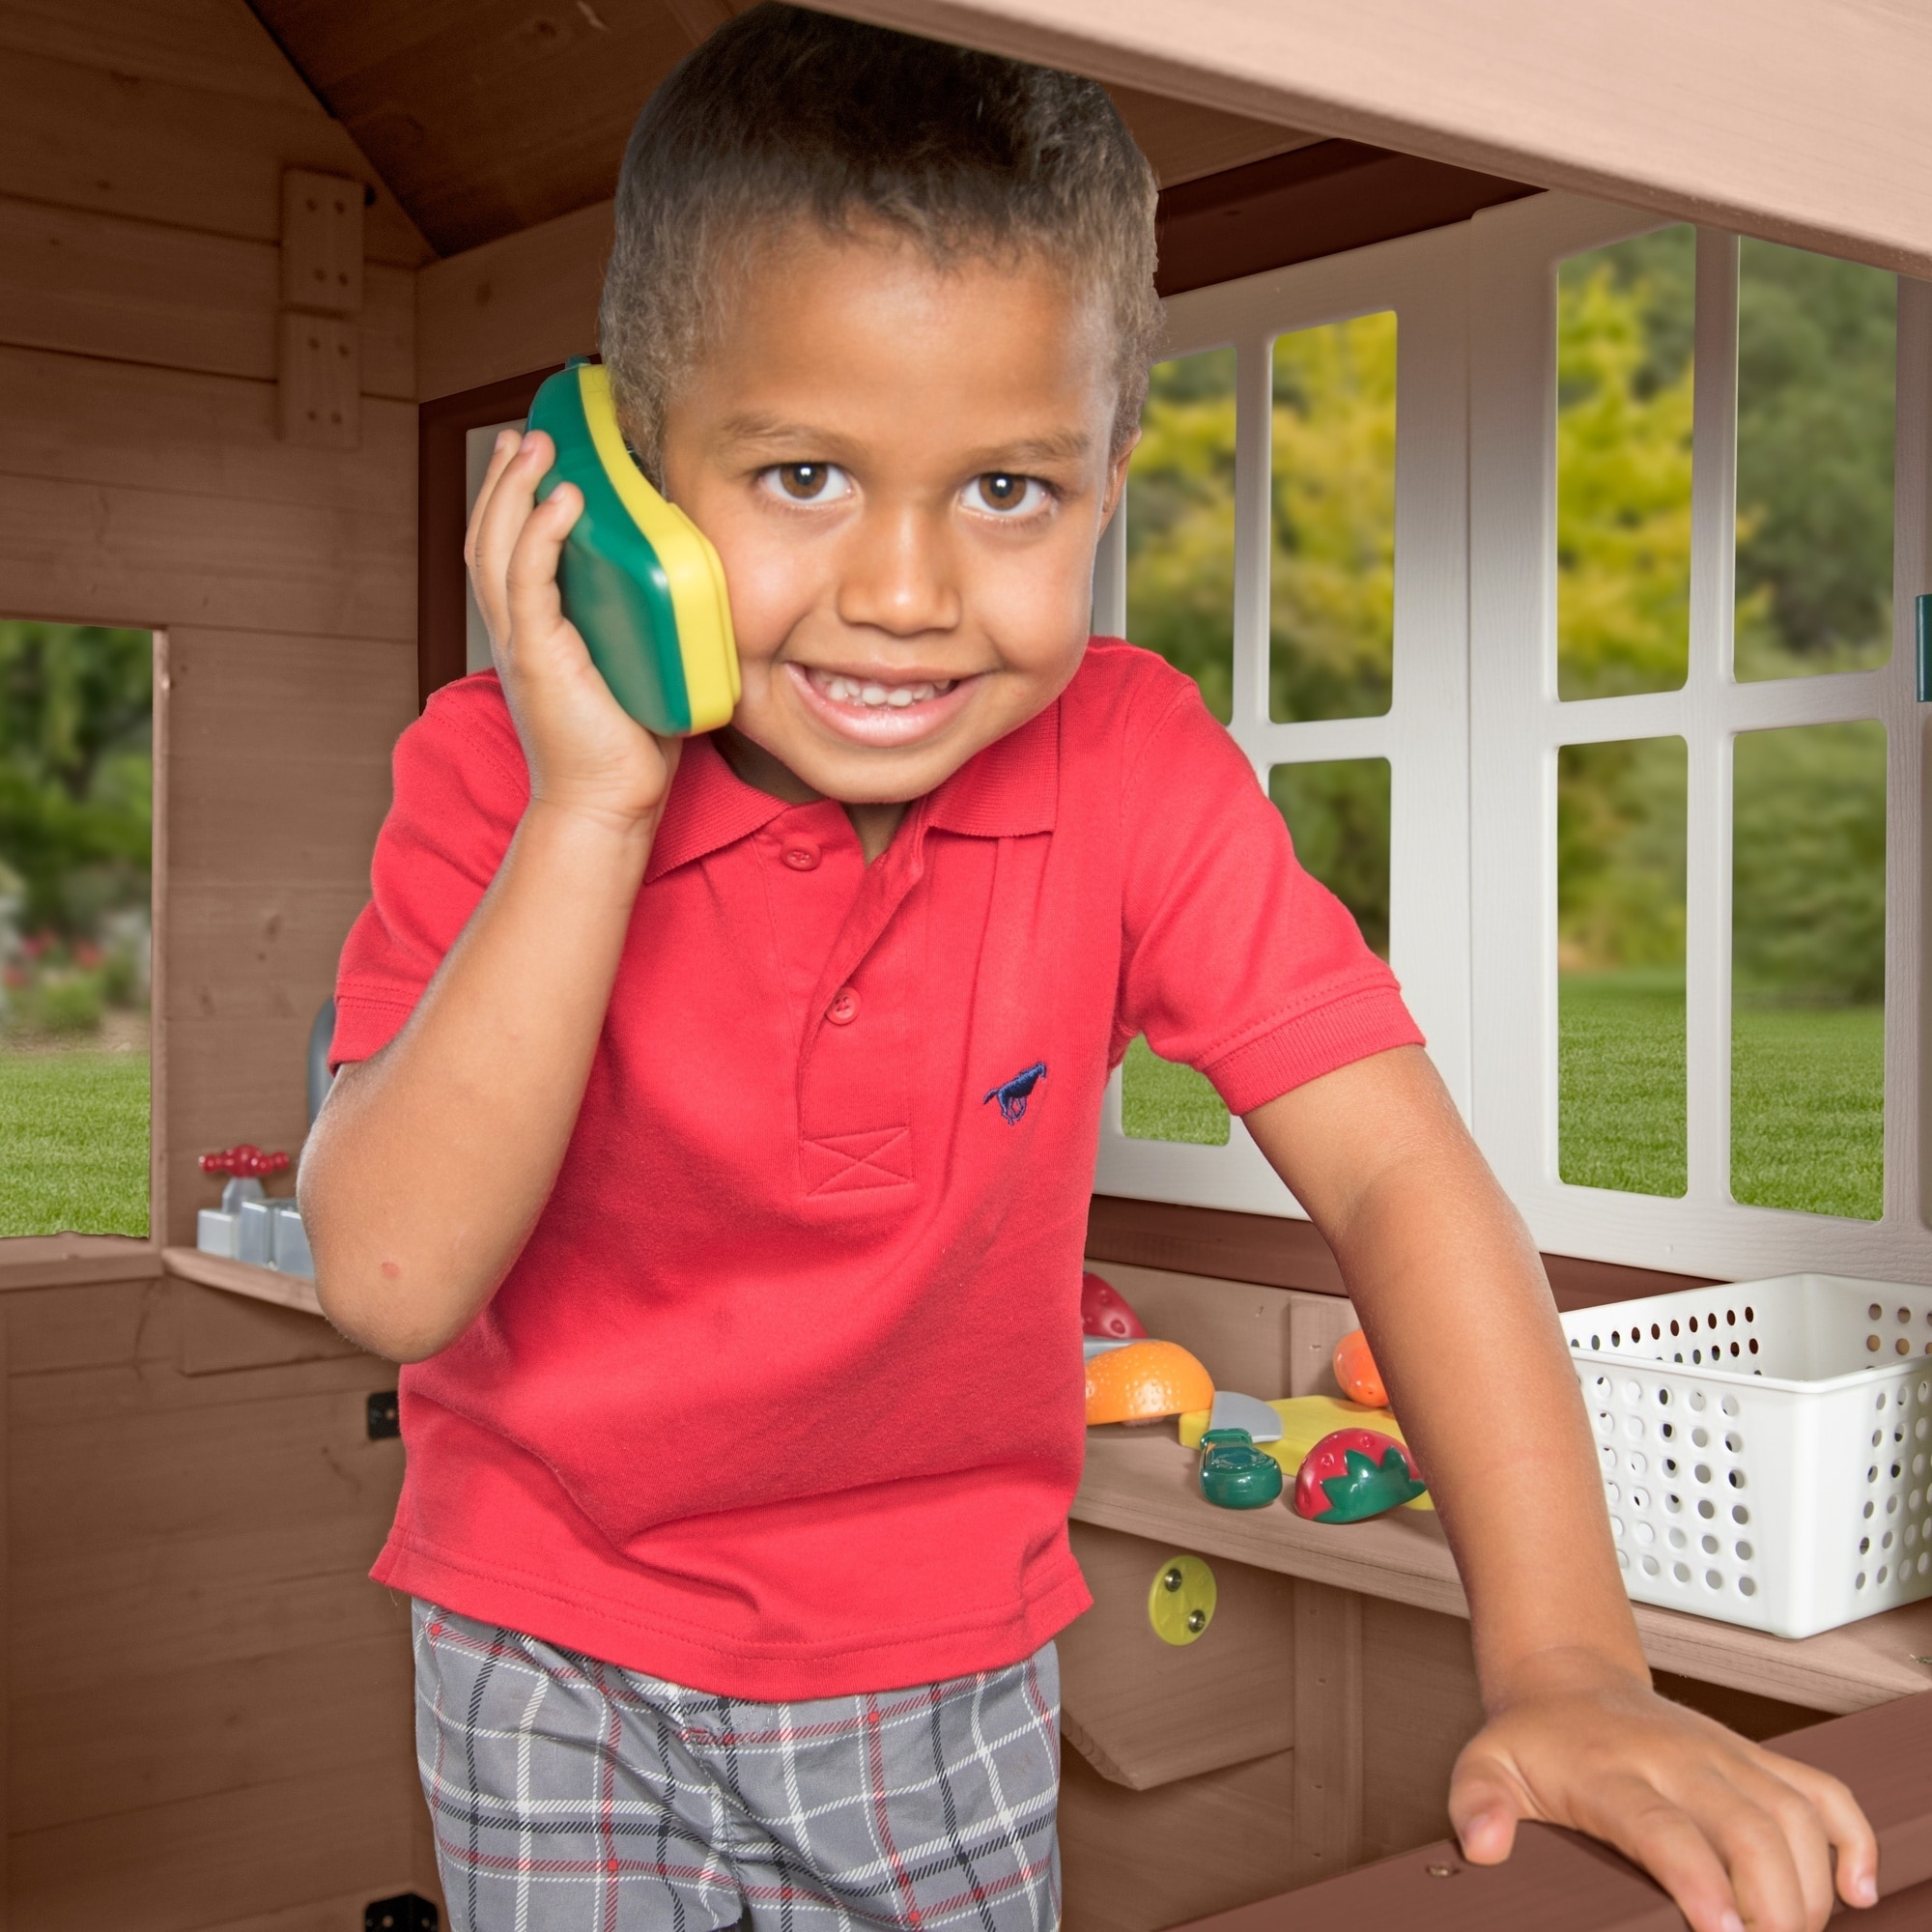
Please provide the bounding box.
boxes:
[1555,227,1695,701]
[1125,347,1236,721]
[1734,242,1895,684]
[1731,722,1885,1219]
[1558,736,1688,1198]
[0,620,154,1237]
[1121,758,1392,1147]
[1269,313,1396,723]
[1269,758,1391,959]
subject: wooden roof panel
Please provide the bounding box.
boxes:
[243,0,1313,257]
[247,0,705,253]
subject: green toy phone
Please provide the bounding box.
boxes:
[526,358,741,735]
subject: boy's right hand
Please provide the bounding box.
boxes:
[467,428,681,832]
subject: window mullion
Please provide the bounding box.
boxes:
[1230,331,1274,752]
[1884,275,1932,1230]
[1683,230,1741,1211]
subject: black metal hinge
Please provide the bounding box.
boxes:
[366,1390,400,1439]
[1917,592,1931,701]
[365,1896,438,1932]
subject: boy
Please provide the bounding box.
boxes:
[300,9,1876,1930]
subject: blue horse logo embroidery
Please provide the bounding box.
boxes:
[983,1061,1047,1124]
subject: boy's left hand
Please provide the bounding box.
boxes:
[1450,1646,1878,1932]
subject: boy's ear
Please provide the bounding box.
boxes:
[1101,430,1140,527]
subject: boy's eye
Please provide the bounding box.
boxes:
[761,462,851,503]
[965,472,1050,517]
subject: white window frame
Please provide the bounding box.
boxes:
[1094,192,1932,1286]
[1093,220,1473,1215]
[1469,192,1932,1280]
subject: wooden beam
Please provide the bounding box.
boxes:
[819,0,1932,280]
[1172,1690,1932,1930]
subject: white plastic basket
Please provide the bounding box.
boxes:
[1561,1273,1932,1637]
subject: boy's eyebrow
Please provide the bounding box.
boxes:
[717,413,1094,469]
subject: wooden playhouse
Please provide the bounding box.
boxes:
[3,0,1932,1925]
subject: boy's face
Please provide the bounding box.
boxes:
[659,227,1133,806]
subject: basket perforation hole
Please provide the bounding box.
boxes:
[1724,1432,1743,1453]
[1673,1561,1692,1583]
[1740,1577,1757,1596]
[1696,1499,1716,1520]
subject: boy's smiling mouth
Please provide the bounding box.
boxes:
[788,662,976,745]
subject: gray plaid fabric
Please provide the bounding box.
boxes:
[413,1601,1062,1931]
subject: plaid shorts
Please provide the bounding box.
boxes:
[413,1601,1062,1932]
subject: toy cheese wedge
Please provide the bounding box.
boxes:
[526,359,741,736]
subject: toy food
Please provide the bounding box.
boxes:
[1176,1395,1435,1511]
[1208,1389,1284,1442]
[1198,1428,1285,1509]
[1081,1271,1148,1341]
[1331,1327,1387,1407]
[1085,1340,1214,1425]
[526,359,741,736]
[1293,1429,1427,1523]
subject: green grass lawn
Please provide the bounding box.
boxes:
[0,1047,150,1237]
[1560,971,1883,1219]
[1121,1035,1231,1146]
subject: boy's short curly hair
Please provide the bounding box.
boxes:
[600,3,1161,479]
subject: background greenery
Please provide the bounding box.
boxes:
[0,620,154,1236]
[1120,233,1895,1222]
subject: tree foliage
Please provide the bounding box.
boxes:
[0,621,153,936]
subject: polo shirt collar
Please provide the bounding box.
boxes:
[645,698,1060,883]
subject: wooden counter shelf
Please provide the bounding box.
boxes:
[1073,1422,1932,1716]
[161,1243,325,1319]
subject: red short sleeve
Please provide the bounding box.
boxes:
[330,674,529,1068]
[1114,678,1423,1115]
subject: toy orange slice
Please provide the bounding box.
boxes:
[1085,1340,1214,1426]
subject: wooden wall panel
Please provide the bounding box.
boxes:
[0,45,428,267]
[1357,1597,1485,1863]
[0,348,415,512]
[0,4,428,1920]
[0,198,414,397]
[5,1278,419,1927]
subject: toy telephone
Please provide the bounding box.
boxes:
[526,358,741,736]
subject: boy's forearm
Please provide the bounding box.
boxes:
[1246,1052,1649,1701]
[299,801,655,1361]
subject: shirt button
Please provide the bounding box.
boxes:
[781,841,821,871]
[826,986,861,1026]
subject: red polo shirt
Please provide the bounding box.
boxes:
[332,640,1421,1697]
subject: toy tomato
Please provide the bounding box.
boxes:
[1081,1271,1148,1341]
[1292,1428,1426,1523]
[1331,1327,1387,1407]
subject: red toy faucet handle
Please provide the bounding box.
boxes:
[199,1144,291,1180]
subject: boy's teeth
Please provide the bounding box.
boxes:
[816,672,953,708]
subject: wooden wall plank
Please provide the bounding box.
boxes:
[0,198,413,397]
[8,1761,423,1932]
[10,1382,403,1557]
[0,475,414,638]
[201,1885,438,1932]
[1293,1581,1363,1881]
[0,349,414,513]
[13,1631,412,1833]
[1086,1262,1302,1396]
[1358,1597,1485,1863]
[416,197,611,401]
[0,0,322,109]
[1060,1745,1296,1932]
[0,44,429,266]
[4,1277,172,1375]
[14,1523,400,1698]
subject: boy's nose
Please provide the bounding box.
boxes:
[835,507,960,638]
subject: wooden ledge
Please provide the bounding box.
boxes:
[0,1234,160,1293]
[1177,1690,1932,1930]
[1074,1425,1932,1715]
[161,1245,324,1318]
